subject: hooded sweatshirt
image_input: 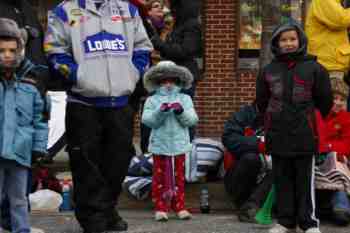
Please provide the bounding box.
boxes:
[256,20,333,157]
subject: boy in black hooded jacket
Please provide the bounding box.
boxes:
[256,20,333,233]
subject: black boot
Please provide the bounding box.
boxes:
[237,201,258,223]
[333,209,350,226]
[106,210,128,231]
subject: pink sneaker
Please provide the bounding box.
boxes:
[177,210,192,220]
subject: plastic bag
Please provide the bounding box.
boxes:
[29,189,63,212]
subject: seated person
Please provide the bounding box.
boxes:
[222,100,273,222]
[316,88,350,226]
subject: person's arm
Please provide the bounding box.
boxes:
[255,69,269,115]
[313,64,333,118]
[142,97,170,129]
[21,0,48,66]
[130,4,153,77]
[311,0,350,29]
[44,8,78,84]
[222,106,260,157]
[152,19,202,60]
[32,90,49,154]
[172,95,198,127]
[328,112,350,158]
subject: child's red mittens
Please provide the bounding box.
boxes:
[170,102,184,115]
[160,103,171,112]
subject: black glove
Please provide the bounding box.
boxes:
[151,34,163,51]
[32,151,47,165]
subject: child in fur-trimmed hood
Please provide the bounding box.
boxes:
[142,60,198,221]
[0,17,48,233]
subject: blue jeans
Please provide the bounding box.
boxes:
[0,160,30,233]
[332,191,350,212]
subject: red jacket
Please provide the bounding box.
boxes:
[316,110,350,157]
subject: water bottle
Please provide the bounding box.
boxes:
[60,181,71,211]
[200,186,210,214]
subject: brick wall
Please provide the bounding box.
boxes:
[196,0,256,137]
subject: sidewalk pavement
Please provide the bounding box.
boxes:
[30,210,349,233]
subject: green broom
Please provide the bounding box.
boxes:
[255,185,275,225]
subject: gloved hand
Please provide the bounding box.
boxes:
[151,34,163,51]
[32,151,47,165]
[170,102,184,115]
[160,103,171,112]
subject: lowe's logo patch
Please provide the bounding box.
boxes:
[84,32,127,54]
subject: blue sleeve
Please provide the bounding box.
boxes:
[32,91,49,153]
[142,97,170,129]
[175,95,198,127]
[221,106,260,157]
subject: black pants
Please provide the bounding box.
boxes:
[224,153,262,208]
[272,155,319,230]
[66,102,134,232]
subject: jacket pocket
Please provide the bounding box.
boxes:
[335,44,350,67]
[16,85,35,126]
[14,126,33,161]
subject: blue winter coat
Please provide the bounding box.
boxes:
[142,86,198,156]
[0,59,49,167]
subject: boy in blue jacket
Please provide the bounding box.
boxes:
[0,18,48,233]
[142,61,198,221]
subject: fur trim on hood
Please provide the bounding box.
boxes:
[0,18,27,50]
[0,18,27,67]
[143,61,193,92]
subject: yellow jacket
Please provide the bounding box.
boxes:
[305,0,350,72]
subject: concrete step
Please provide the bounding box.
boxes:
[44,146,234,212]
[118,181,235,212]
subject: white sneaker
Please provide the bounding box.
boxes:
[177,210,192,220]
[268,224,297,233]
[304,228,322,233]
[31,227,45,233]
[155,211,168,221]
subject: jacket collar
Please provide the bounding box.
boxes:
[15,58,34,80]
[81,0,107,16]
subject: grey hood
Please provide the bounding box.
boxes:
[270,18,307,58]
[143,61,193,92]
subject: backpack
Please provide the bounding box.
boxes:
[185,138,225,183]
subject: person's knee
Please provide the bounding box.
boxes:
[9,195,28,208]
